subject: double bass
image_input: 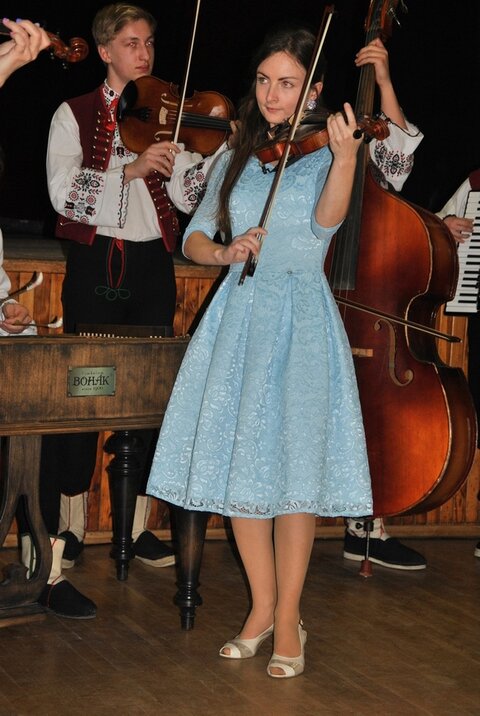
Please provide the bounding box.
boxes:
[328,0,477,517]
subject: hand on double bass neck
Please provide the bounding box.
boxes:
[355,37,407,130]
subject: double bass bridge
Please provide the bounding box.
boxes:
[351,347,373,358]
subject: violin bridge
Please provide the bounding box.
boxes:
[158,107,168,125]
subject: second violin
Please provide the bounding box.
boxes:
[117,75,234,156]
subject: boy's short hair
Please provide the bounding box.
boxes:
[92,3,157,46]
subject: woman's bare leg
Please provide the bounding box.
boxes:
[229,516,276,638]
[272,513,316,659]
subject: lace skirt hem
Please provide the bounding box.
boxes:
[148,488,373,520]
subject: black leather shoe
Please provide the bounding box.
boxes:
[343,531,426,570]
[133,531,175,567]
[475,542,480,558]
[58,530,84,569]
[39,580,97,619]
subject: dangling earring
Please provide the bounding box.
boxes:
[306,97,317,111]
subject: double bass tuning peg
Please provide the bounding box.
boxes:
[353,126,374,143]
[353,115,390,143]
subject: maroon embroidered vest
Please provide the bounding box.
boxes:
[55,86,179,252]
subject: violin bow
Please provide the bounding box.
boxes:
[0,271,43,307]
[239,5,335,285]
[172,0,202,145]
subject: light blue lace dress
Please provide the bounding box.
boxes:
[147,147,373,519]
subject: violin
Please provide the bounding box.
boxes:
[0,22,89,64]
[117,75,235,156]
[255,111,390,165]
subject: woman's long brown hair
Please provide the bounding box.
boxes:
[217,24,326,241]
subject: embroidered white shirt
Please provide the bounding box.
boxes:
[46,84,227,242]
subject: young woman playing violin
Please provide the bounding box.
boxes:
[147,23,372,679]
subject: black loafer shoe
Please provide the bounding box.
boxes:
[132,531,176,567]
[39,580,97,619]
[343,531,426,570]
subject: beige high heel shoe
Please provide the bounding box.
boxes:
[219,624,274,659]
[267,622,307,679]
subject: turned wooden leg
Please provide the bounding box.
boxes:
[172,507,209,630]
[104,430,143,581]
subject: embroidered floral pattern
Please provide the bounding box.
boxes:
[373,142,413,184]
[183,161,208,211]
[64,169,105,223]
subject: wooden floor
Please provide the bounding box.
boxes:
[0,537,479,716]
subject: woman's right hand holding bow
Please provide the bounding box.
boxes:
[184,227,267,266]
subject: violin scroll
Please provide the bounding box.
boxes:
[0,22,89,65]
[47,33,89,64]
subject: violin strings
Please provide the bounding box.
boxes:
[178,112,231,130]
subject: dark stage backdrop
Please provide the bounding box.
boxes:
[0,0,479,232]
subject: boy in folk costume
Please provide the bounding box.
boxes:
[27,3,229,618]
